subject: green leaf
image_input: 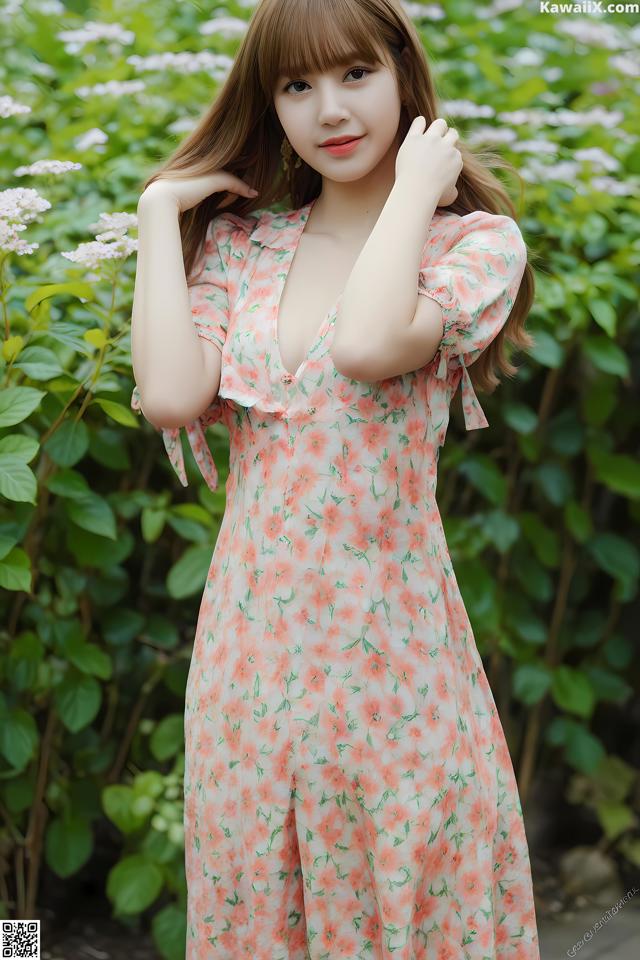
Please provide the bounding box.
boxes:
[103,785,152,834]
[13,345,65,381]
[25,281,95,313]
[456,456,507,506]
[167,543,213,599]
[45,816,93,878]
[152,903,187,960]
[583,336,629,377]
[0,386,47,427]
[54,673,102,732]
[66,492,117,539]
[107,854,163,915]
[564,500,592,543]
[43,419,89,467]
[0,455,38,503]
[503,403,538,435]
[589,450,640,500]
[45,469,91,499]
[595,802,637,840]
[0,434,40,462]
[0,548,32,592]
[551,665,596,719]
[93,398,140,428]
[150,715,185,762]
[0,709,39,769]
[589,298,616,336]
[587,533,639,589]
[67,641,112,680]
[564,722,606,775]
[142,507,167,543]
[526,330,564,369]
[513,664,552,705]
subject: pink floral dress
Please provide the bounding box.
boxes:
[131,199,540,960]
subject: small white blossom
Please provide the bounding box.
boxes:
[61,237,138,269]
[0,187,51,255]
[575,148,620,173]
[498,107,624,128]
[76,79,146,99]
[511,48,544,68]
[90,211,138,241]
[401,2,446,21]
[466,126,518,146]
[60,211,138,270]
[476,0,521,17]
[126,50,231,77]
[442,99,495,119]
[511,139,559,154]
[610,53,640,78]
[56,20,135,54]
[14,159,83,176]
[74,128,109,152]
[591,176,637,197]
[200,15,249,38]
[167,117,198,136]
[556,18,627,51]
[0,94,31,118]
[520,158,583,184]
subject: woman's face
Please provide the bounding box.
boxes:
[272,47,404,183]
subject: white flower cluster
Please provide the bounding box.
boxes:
[0,94,31,118]
[0,187,51,255]
[200,15,250,38]
[442,100,495,119]
[126,50,232,77]
[401,2,446,21]
[56,19,135,54]
[14,159,83,176]
[556,18,628,51]
[74,128,109,152]
[75,79,146,99]
[60,211,138,270]
[497,106,624,128]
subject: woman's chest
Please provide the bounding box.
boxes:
[275,234,365,379]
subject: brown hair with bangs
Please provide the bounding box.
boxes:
[142,0,535,395]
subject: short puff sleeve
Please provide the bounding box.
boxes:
[417,210,527,429]
[130,212,253,492]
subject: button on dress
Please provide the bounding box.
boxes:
[131,199,540,960]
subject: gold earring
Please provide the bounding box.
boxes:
[281,136,302,173]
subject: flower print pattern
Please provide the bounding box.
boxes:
[133,200,539,959]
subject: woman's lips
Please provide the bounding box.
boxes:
[319,135,365,156]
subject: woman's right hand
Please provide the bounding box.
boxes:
[395,116,462,208]
[139,170,258,214]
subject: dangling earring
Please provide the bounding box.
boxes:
[281,136,302,174]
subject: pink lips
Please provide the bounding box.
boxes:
[319,135,365,156]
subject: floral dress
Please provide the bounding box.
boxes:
[131,199,540,960]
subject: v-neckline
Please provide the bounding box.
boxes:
[273,197,343,383]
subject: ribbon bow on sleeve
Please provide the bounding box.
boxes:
[130,385,221,492]
[433,348,489,431]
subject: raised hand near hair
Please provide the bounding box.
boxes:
[139,170,259,215]
[395,116,462,208]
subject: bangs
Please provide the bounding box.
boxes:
[256,0,396,91]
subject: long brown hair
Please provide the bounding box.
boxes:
[141,0,535,394]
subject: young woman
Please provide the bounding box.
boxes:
[131,1,539,957]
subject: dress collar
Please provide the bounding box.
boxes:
[248,199,315,250]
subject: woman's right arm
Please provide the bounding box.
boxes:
[131,186,222,431]
[131,171,258,431]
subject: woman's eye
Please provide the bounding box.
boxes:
[283,67,371,94]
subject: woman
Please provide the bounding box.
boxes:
[131,1,539,957]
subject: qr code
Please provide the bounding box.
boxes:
[1,921,40,958]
